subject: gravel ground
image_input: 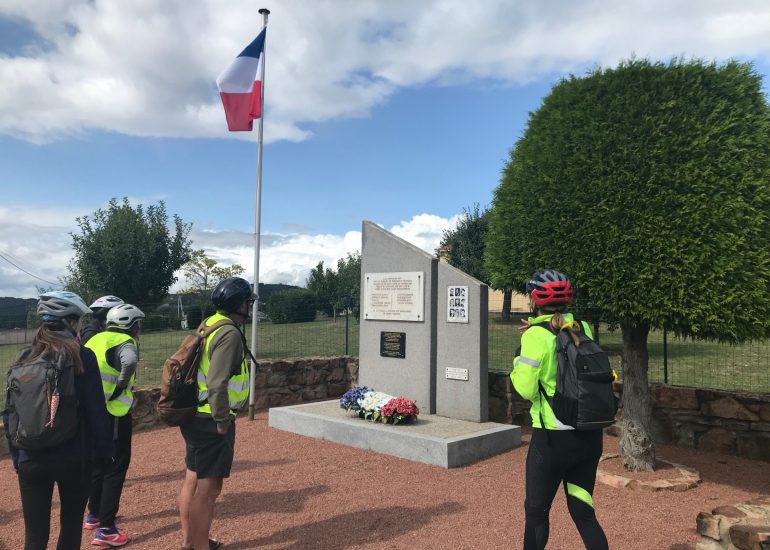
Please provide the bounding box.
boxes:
[0,410,768,550]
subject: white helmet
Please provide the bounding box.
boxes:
[106,304,145,329]
[38,291,91,321]
[89,295,124,312]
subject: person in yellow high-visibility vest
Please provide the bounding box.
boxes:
[84,303,144,548]
[178,277,252,550]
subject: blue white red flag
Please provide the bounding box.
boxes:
[216,29,266,131]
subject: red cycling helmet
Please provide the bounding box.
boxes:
[526,269,573,307]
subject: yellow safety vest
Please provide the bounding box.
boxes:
[85,331,137,417]
[196,313,249,416]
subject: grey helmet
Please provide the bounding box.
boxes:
[106,304,145,329]
[38,291,91,321]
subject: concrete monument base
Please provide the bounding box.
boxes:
[268,400,521,468]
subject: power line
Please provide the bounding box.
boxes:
[0,251,63,287]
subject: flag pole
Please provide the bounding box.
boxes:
[249,7,270,421]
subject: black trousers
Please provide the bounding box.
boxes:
[17,459,92,550]
[523,428,608,550]
[89,412,132,528]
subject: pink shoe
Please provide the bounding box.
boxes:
[92,525,128,547]
[83,512,100,530]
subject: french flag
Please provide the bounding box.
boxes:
[216,29,266,132]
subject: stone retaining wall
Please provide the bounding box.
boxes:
[646,384,770,462]
[4,359,768,463]
[487,371,770,462]
[1,356,358,457]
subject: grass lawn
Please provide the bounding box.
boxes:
[488,317,770,392]
[1,317,768,410]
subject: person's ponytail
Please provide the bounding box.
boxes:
[549,312,582,346]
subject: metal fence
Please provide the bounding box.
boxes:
[486,297,770,393]
[2,297,769,401]
[0,305,360,398]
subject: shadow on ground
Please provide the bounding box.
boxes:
[219,486,330,516]
[126,458,293,485]
[226,502,465,550]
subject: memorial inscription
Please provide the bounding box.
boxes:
[364,272,424,321]
[380,331,406,358]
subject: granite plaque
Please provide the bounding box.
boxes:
[380,331,406,358]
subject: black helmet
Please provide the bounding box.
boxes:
[211,277,254,312]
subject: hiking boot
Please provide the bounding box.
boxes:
[92,525,128,547]
[83,512,100,530]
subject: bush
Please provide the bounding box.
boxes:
[266,289,317,324]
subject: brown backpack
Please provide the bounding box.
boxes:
[158,318,235,426]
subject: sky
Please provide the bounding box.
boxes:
[2,1,770,298]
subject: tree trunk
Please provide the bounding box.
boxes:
[619,320,656,471]
[502,290,512,321]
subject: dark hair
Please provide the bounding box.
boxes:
[12,317,84,375]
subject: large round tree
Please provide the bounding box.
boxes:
[486,59,770,471]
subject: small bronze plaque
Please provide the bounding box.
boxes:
[380,331,406,359]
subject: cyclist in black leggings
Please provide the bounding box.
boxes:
[511,270,609,550]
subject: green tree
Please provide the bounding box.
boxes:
[306,253,361,319]
[181,249,245,317]
[486,59,770,471]
[266,288,317,324]
[334,252,361,319]
[306,261,337,317]
[440,205,515,320]
[64,197,192,306]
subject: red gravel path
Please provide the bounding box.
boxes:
[0,410,768,549]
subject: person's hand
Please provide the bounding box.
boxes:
[216,423,229,435]
[518,319,531,333]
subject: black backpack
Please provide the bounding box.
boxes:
[5,350,79,450]
[533,321,618,430]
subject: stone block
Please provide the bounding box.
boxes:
[651,410,674,443]
[713,506,748,519]
[704,398,760,422]
[696,512,721,540]
[327,384,348,397]
[698,429,736,454]
[729,523,770,550]
[676,424,697,448]
[267,372,287,388]
[751,422,770,433]
[711,418,752,431]
[695,539,723,550]
[329,367,345,384]
[653,384,699,409]
[760,404,770,423]
[737,436,762,461]
[488,396,510,423]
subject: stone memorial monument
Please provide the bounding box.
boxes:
[269,221,520,467]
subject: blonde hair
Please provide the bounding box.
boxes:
[546,311,583,347]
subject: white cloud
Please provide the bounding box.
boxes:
[0,203,459,298]
[2,0,770,143]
